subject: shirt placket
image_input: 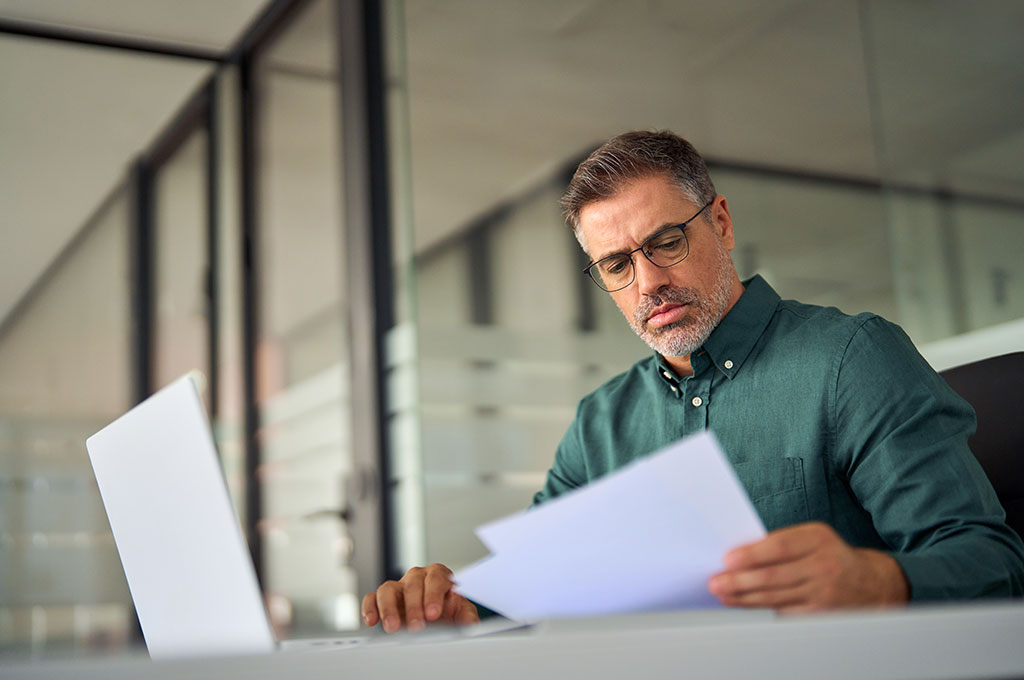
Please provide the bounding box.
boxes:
[660,364,711,438]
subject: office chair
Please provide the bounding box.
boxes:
[940,352,1024,539]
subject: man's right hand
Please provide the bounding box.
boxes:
[361,563,480,632]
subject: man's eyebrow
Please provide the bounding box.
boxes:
[592,222,680,261]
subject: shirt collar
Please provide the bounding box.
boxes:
[655,274,780,384]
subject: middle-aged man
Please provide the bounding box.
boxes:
[363,130,1024,632]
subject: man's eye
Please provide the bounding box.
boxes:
[653,237,682,251]
[600,258,630,275]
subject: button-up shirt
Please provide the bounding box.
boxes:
[533,275,1024,600]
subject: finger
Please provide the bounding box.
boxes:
[375,582,404,633]
[723,522,832,570]
[709,559,813,598]
[422,564,455,621]
[714,578,815,610]
[454,597,480,626]
[361,592,380,627]
[441,589,461,623]
[401,567,427,631]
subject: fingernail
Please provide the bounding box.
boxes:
[426,604,441,619]
[384,616,399,633]
[362,613,370,625]
[408,618,424,632]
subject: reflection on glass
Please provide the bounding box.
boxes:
[254,0,358,635]
[861,0,1024,344]
[386,0,1024,575]
[0,188,133,653]
[153,129,209,392]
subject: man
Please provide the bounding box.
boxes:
[363,130,1024,632]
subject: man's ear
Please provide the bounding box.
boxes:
[710,195,736,251]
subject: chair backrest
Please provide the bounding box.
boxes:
[940,352,1024,539]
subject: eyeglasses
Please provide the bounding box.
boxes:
[583,201,713,292]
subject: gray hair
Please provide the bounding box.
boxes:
[561,130,717,244]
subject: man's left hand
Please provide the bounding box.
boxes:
[708,522,909,613]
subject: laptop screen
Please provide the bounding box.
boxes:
[86,373,275,659]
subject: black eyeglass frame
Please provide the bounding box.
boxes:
[582,200,714,292]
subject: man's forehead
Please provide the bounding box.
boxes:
[578,177,697,255]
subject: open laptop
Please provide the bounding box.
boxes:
[86,372,522,660]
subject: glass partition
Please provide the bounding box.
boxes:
[252,0,359,635]
[860,0,1024,353]
[0,188,133,654]
[152,128,210,393]
[384,0,1024,572]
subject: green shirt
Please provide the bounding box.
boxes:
[534,275,1024,600]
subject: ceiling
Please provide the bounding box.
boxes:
[0,0,267,326]
[1,0,1022,332]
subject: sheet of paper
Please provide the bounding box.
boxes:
[453,431,765,622]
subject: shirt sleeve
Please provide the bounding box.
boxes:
[834,316,1024,600]
[532,400,590,506]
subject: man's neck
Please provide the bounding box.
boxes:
[662,354,693,378]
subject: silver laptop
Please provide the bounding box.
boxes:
[86,372,523,660]
[86,373,369,659]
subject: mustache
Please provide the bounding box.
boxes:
[635,287,701,323]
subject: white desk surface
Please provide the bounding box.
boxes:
[5,601,1024,680]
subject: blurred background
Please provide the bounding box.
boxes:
[1,0,1022,657]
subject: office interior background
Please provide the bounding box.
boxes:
[1,0,1022,656]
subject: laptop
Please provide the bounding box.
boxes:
[86,373,283,659]
[86,372,524,659]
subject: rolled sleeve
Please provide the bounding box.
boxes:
[835,317,1024,599]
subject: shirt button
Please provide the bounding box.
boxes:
[691,396,703,407]
[724,360,734,369]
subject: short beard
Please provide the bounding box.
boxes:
[627,241,735,357]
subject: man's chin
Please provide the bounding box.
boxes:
[640,323,703,357]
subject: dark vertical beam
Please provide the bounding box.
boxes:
[936,190,969,335]
[206,79,221,418]
[336,0,394,586]
[127,160,152,646]
[561,165,597,333]
[129,161,154,403]
[239,51,265,585]
[466,227,494,325]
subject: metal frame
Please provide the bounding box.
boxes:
[336,0,395,585]
[0,18,224,62]
[135,83,215,406]
[236,0,314,587]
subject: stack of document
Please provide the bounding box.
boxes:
[453,431,765,621]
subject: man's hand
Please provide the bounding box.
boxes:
[708,522,909,614]
[362,563,480,633]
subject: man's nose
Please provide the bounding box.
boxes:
[633,253,672,296]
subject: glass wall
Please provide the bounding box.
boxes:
[861,0,1024,350]
[152,128,210,393]
[0,188,133,654]
[383,0,1024,572]
[3,0,1021,658]
[252,0,360,635]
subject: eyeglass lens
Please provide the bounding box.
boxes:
[590,225,689,291]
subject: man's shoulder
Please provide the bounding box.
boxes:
[772,296,887,345]
[577,355,657,410]
[764,297,921,377]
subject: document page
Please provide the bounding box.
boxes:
[453,431,765,621]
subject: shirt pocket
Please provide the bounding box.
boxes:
[731,457,809,531]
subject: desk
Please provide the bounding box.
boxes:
[5,602,1024,679]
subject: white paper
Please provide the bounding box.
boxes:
[453,431,765,621]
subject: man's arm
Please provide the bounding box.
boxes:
[836,317,1024,599]
[712,316,1024,610]
[709,522,908,612]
